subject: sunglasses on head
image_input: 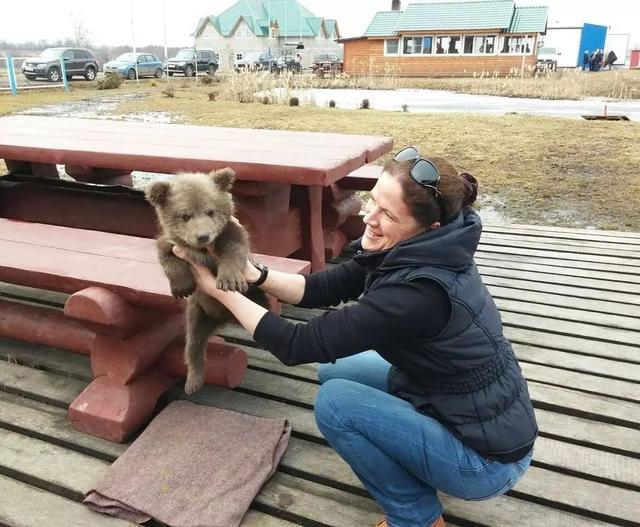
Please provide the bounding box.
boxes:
[393,147,441,197]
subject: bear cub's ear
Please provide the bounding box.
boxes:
[210,167,235,192]
[145,181,171,206]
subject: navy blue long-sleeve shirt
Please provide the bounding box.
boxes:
[253,259,451,366]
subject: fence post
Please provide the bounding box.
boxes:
[7,54,18,95]
[60,57,69,91]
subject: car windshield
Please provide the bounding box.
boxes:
[539,48,557,55]
[40,49,64,58]
[176,50,195,59]
[115,53,137,62]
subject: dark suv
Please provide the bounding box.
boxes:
[166,49,218,77]
[22,47,99,82]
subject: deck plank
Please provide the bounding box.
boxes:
[1,220,640,527]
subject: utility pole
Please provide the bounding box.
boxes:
[129,0,139,83]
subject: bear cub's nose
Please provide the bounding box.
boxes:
[197,234,210,244]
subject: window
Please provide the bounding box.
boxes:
[501,36,533,54]
[73,50,87,59]
[463,35,496,54]
[403,37,422,54]
[236,53,243,60]
[215,53,220,62]
[385,39,399,55]
[63,50,73,60]
[435,36,461,54]
[235,22,253,39]
[421,36,433,54]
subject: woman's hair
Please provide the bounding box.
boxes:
[382,156,478,228]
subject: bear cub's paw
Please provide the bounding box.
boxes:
[217,267,249,293]
[184,368,206,395]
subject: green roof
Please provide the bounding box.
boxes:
[507,5,548,33]
[193,0,338,39]
[363,1,547,37]
[364,11,402,37]
[324,19,337,38]
[397,0,514,31]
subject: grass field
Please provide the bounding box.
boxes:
[1,76,639,231]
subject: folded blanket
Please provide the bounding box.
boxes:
[84,400,290,527]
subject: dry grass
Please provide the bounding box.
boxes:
[2,78,639,231]
[111,83,640,231]
[209,69,640,101]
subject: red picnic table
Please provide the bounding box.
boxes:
[0,115,392,271]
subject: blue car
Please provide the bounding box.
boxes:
[103,52,163,80]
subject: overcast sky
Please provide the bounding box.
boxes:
[1,0,638,48]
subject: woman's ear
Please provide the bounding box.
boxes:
[429,221,441,230]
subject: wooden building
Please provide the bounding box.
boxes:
[341,0,548,77]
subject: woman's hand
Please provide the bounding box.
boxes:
[172,245,222,298]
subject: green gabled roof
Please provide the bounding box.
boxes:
[507,5,548,33]
[324,19,337,38]
[397,0,515,31]
[194,0,330,38]
[364,11,402,37]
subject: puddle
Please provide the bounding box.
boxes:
[19,93,181,124]
[475,194,511,224]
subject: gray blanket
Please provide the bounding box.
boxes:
[84,400,290,526]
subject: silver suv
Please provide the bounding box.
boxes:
[22,47,99,82]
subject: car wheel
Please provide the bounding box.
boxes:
[185,65,194,77]
[168,72,173,76]
[84,66,96,81]
[48,67,60,82]
[208,64,216,76]
[155,68,163,78]
[127,68,136,80]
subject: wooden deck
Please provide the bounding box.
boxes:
[1,223,639,527]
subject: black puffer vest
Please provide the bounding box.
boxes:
[356,209,537,462]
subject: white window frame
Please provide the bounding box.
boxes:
[397,35,433,56]
[462,34,497,55]
[384,38,400,56]
[234,21,253,39]
[434,35,462,55]
[500,35,534,55]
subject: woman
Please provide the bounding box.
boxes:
[174,147,538,527]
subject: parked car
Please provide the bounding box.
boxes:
[311,52,343,76]
[103,52,164,80]
[234,50,277,72]
[166,48,218,77]
[277,50,303,73]
[536,47,560,71]
[21,47,99,82]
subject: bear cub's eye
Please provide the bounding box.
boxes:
[206,209,215,217]
[181,213,192,222]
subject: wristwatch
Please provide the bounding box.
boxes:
[248,257,269,286]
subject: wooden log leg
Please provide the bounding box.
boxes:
[0,298,94,355]
[5,160,59,178]
[68,367,176,443]
[64,288,183,441]
[293,185,326,272]
[160,337,248,389]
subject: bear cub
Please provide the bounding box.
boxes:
[145,168,267,394]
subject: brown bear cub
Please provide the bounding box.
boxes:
[145,168,267,394]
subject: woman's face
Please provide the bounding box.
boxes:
[362,171,426,252]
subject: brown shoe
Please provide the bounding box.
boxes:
[375,516,445,527]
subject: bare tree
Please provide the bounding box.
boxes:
[70,15,93,48]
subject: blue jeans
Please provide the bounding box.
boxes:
[314,351,533,527]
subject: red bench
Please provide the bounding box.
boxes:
[0,218,310,443]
